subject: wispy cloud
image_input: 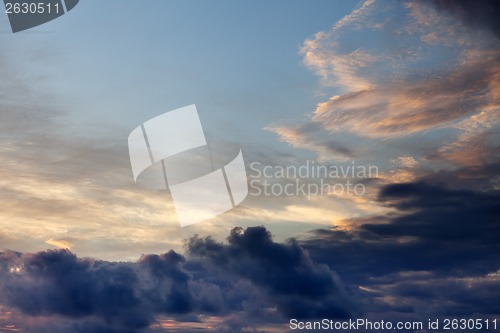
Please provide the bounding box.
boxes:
[312,56,499,137]
[266,123,352,161]
[269,0,500,174]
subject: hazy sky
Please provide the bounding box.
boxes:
[1,0,499,332]
[1,0,366,259]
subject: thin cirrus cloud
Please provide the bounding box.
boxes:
[267,122,353,161]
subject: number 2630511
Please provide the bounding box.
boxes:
[5,2,60,14]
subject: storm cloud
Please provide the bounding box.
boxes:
[0,227,356,332]
[187,226,355,319]
[0,250,190,332]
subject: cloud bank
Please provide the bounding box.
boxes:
[0,227,355,332]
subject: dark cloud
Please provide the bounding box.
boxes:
[213,317,272,333]
[418,161,500,192]
[379,271,500,315]
[300,175,500,316]
[368,182,500,242]
[187,226,355,319]
[0,249,204,332]
[1,251,145,331]
[0,227,357,332]
[425,0,500,38]
[304,178,500,276]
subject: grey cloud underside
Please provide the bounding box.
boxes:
[0,227,355,333]
[304,175,499,273]
[186,227,355,319]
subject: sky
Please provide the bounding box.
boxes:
[0,0,499,332]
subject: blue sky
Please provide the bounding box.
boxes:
[1,0,499,332]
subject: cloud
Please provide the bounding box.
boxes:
[301,178,500,280]
[269,0,500,170]
[0,49,231,260]
[45,238,74,250]
[424,0,500,39]
[298,173,500,317]
[434,107,500,167]
[0,227,357,332]
[300,0,378,91]
[375,271,500,316]
[366,182,500,243]
[187,226,355,319]
[266,123,353,161]
[312,56,500,137]
[0,249,200,332]
[1,174,498,331]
